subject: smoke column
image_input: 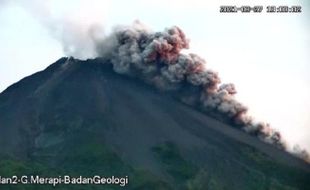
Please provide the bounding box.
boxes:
[1,1,309,162]
[4,0,106,59]
[95,21,310,162]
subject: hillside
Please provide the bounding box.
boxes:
[0,57,309,190]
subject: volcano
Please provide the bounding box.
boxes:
[0,57,309,190]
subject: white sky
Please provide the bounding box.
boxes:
[0,0,309,152]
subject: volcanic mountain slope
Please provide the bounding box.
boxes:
[0,57,309,190]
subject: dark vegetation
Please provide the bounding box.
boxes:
[0,58,309,190]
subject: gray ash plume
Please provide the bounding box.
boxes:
[95,21,287,150]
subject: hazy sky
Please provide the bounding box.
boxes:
[0,0,309,152]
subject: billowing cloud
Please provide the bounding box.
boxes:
[95,21,289,152]
[1,0,308,162]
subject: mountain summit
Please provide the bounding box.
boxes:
[0,57,309,189]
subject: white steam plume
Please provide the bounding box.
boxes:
[2,1,308,162]
[7,0,107,59]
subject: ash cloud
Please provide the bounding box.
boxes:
[95,21,309,162]
[293,145,310,163]
[2,0,308,162]
[95,21,286,148]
